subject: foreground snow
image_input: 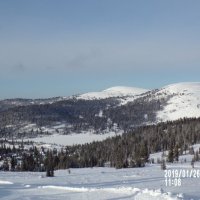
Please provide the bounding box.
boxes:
[0,180,13,185]
[1,164,200,200]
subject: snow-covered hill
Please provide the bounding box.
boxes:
[155,82,200,122]
[2,82,200,144]
[78,86,149,100]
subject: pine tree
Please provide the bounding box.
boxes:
[194,151,199,161]
[45,151,54,177]
[10,156,17,171]
[161,159,166,170]
[167,147,174,163]
[174,145,179,162]
[191,158,195,168]
[189,147,195,155]
[140,142,149,162]
[2,159,9,171]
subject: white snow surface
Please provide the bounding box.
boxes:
[28,131,123,146]
[156,82,200,122]
[0,180,13,185]
[78,86,149,100]
[0,165,192,200]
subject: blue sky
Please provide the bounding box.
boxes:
[0,0,200,99]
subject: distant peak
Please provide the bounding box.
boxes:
[78,86,149,100]
[103,86,148,92]
[163,82,200,88]
[160,82,200,94]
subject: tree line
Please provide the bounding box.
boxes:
[1,117,200,175]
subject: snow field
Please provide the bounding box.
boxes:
[0,166,191,200]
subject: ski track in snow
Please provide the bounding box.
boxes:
[1,165,197,200]
[38,186,180,200]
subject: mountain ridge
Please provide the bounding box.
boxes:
[1,82,200,142]
[77,86,149,100]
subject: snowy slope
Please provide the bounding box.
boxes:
[0,166,187,200]
[156,82,200,122]
[78,86,149,100]
[2,82,200,145]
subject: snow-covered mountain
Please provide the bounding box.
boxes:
[155,82,200,122]
[1,82,200,144]
[78,86,149,100]
[0,86,148,111]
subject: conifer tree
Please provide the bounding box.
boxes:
[174,145,179,162]
[167,147,174,163]
[45,150,54,177]
[161,159,166,170]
